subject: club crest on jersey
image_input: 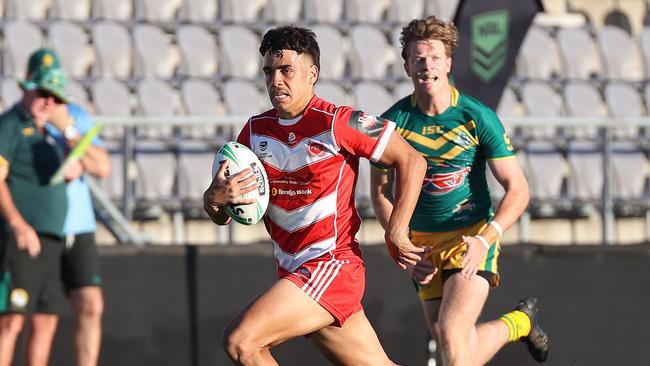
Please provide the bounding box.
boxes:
[348,111,385,138]
[453,132,474,148]
[307,141,326,156]
[422,166,471,195]
[259,141,268,151]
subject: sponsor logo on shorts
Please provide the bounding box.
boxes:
[10,288,28,309]
[422,166,471,195]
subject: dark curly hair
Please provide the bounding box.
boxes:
[259,25,320,70]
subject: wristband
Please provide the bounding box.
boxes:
[475,235,491,249]
[489,220,504,237]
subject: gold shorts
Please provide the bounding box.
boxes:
[410,220,500,301]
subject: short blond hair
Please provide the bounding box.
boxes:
[400,16,459,60]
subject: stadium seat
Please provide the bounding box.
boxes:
[611,141,650,215]
[91,79,131,139]
[604,82,645,140]
[98,139,125,202]
[134,0,182,22]
[2,21,44,77]
[177,25,218,79]
[425,0,460,22]
[220,0,266,23]
[349,25,397,80]
[218,25,260,79]
[524,140,571,217]
[180,79,224,138]
[50,0,91,21]
[311,25,347,81]
[222,79,265,116]
[393,79,413,100]
[178,0,218,22]
[0,78,22,107]
[134,139,177,217]
[264,0,301,23]
[566,140,603,212]
[520,81,565,139]
[352,81,394,115]
[91,0,133,21]
[563,81,606,139]
[4,0,49,20]
[569,0,614,29]
[48,21,94,79]
[386,0,424,25]
[67,79,94,113]
[597,25,644,81]
[136,79,181,138]
[177,140,215,218]
[345,0,391,24]
[132,24,180,79]
[517,27,562,80]
[639,27,650,78]
[315,81,350,107]
[91,21,132,79]
[606,0,645,37]
[497,86,525,118]
[556,27,601,80]
[304,0,344,24]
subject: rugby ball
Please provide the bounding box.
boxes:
[211,141,269,225]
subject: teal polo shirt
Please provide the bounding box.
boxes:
[0,103,67,237]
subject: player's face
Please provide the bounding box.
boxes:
[404,40,452,95]
[23,89,62,126]
[263,49,319,119]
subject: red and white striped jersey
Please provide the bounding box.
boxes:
[237,95,395,271]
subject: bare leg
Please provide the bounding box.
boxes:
[310,310,395,366]
[26,313,58,366]
[0,314,25,366]
[223,279,336,366]
[437,274,489,366]
[70,286,103,366]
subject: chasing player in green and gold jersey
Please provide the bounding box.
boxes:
[370,16,549,365]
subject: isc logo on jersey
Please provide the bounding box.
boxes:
[211,142,270,225]
[422,166,471,195]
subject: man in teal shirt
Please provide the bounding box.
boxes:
[0,50,81,366]
[370,16,549,365]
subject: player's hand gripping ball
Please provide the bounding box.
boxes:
[212,142,270,225]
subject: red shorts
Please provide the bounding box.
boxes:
[278,252,365,326]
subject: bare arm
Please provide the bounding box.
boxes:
[484,157,529,243]
[461,157,529,279]
[0,164,40,257]
[375,132,427,269]
[370,167,393,230]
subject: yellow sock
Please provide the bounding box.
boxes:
[499,310,531,342]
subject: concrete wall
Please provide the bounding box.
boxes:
[24,243,650,366]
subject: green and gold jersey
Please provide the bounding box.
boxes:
[376,87,515,232]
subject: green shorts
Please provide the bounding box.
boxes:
[62,232,102,291]
[0,234,66,315]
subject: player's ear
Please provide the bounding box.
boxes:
[403,61,411,77]
[308,64,319,85]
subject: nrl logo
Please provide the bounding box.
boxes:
[471,10,509,82]
[259,141,267,151]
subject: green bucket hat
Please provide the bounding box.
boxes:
[18,48,70,103]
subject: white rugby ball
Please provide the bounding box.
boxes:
[212,141,269,225]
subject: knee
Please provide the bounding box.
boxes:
[75,292,104,319]
[438,322,464,354]
[0,315,25,336]
[222,322,257,362]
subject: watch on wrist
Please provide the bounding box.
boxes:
[64,124,80,140]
